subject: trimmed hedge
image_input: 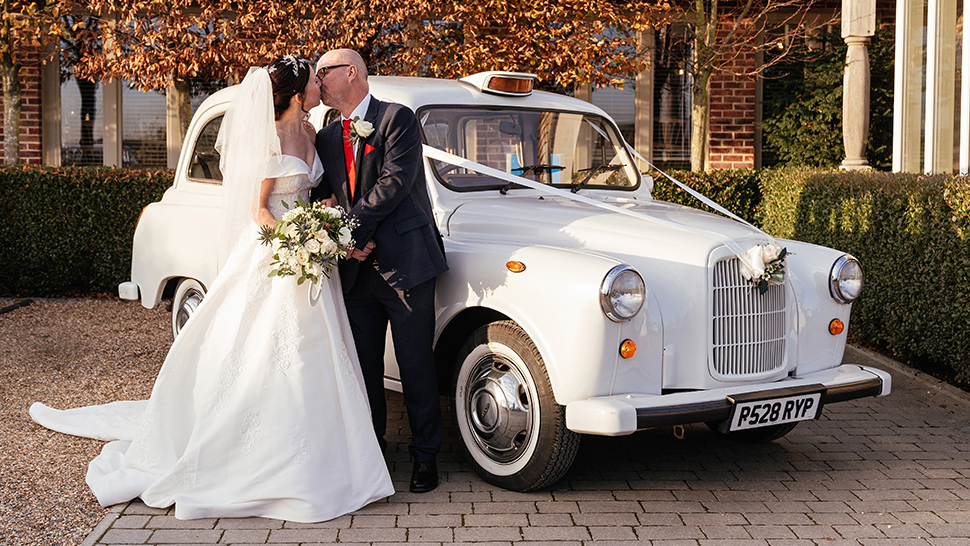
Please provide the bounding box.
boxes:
[0,165,173,297]
[758,169,970,383]
[650,168,762,224]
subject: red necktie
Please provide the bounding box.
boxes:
[342,119,356,201]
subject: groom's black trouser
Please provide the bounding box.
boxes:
[344,261,442,462]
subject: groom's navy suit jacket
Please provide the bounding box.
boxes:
[311,98,447,293]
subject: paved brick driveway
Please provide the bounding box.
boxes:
[82,346,970,546]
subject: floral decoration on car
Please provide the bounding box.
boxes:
[739,243,789,295]
[258,196,358,285]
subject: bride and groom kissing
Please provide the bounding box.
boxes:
[29,48,449,522]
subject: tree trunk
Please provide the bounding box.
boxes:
[1,57,21,165]
[690,69,711,171]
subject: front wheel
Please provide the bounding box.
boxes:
[452,320,580,491]
[172,278,205,339]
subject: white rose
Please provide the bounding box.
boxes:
[306,262,322,279]
[762,244,783,263]
[352,118,374,138]
[739,245,766,281]
[324,206,341,217]
[286,254,300,269]
[315,230,329,243]
[283,224,299,240]
[320,238,337,255]
[304,238,321,254]
[296,248,310,265]
[282,209,299,222]
[338,226,352,246]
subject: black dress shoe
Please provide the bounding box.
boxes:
[409,459,438,493]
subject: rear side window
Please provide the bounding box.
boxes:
[187,115,223,184]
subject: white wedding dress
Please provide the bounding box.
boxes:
[30,153,394,522]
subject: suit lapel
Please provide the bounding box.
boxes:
[354,99,382,195]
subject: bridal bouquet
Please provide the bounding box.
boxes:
[739,243,789,295]
[258,196,357,284]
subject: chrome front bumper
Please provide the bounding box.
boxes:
[565,364,891,436]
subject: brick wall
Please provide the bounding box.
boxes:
[707,23,758,170]
[0,46,42,165]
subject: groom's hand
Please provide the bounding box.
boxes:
[349,240,376,261]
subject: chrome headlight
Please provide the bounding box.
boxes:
[830,255,863,303]
[600,265,645,322]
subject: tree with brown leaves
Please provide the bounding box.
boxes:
[2,0,62,164]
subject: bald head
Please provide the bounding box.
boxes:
[317,48,370,116]
[317,49,367,79]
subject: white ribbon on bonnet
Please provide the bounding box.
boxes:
[421,144,781,282]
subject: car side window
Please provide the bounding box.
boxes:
[188,115,224,184]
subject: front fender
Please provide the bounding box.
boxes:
[780,239,854,375]
[435,238,661,405]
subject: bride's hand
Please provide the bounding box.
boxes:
[348,240,375,261]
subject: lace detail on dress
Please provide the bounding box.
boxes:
[214,349,244,415]
[239,411,262,454]
[337,341,366,410]
[272,294,299,377]
[241,251,271,323]
[170,457,197,489]
[128,408,160,472]
[295,432,311,464]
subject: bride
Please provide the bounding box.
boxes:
[30,55,395,522]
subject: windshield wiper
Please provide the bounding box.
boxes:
[511,164,563,176]
[571,165,623,193]
[502,164,564,194]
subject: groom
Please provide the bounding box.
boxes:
[310,49,448,493]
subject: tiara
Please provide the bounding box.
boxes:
[267,54,305,77]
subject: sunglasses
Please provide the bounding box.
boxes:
[316,64,351,79]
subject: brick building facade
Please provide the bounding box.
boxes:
[2,46,42,164]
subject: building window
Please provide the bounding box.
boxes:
[592,79,635,146]
[653,25,692,170]
[60,77,103,166]
[123,83,166,168]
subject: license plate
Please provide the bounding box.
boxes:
[727,388,824,431]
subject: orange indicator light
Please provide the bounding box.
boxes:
[829,318,845,335]
[619,339,637,358]
[506,261,526,273]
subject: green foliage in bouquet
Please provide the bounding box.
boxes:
[258,196,357,285]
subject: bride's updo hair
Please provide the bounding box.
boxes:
[266,55,312,119]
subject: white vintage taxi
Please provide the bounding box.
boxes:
[120,71,891,491]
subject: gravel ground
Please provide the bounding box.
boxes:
[0,298,171,546]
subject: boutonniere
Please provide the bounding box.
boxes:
[739,243,791,295]
[344,116,374,147]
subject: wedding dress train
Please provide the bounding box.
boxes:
[30,153,394,522]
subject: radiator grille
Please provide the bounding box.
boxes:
[712,258,787,378]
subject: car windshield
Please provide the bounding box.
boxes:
[419,107,639,192]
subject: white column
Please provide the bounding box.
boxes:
[893,0,925,172]
[635,29,654,171]
[841,0,876,170]
[960,0,970,174]
[102,78,123,167]
[924,0,958,174]
[41,44,61,166]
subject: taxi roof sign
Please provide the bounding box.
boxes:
[461,71,537,96]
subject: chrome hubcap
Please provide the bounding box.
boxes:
[175,288,203,334]
[463,353,534,464]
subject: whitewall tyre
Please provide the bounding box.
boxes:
[171,278,205,339]
[452,320,580,491]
